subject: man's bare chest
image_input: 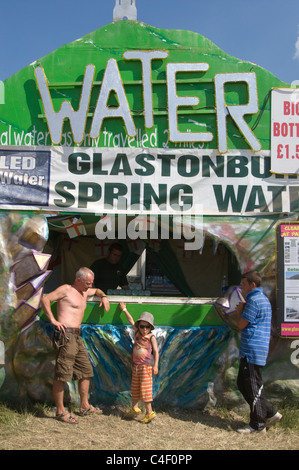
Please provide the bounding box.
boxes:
[61,290,87,312]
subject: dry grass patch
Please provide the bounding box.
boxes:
[0,402,298,451]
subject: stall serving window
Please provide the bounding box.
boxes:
[43,215,241,298]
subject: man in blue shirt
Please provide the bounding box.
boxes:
[236,270,282,434]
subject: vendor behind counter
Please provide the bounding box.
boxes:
[90,242,129,292]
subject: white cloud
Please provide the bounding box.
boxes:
[294,28,299,60]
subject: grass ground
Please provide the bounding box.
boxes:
[0,401,298,451]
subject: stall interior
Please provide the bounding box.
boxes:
[43,214,241,298]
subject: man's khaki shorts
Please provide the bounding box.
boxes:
[53,330,93,382]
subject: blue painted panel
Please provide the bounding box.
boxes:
[81,324,232,407]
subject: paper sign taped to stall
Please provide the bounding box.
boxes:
[215,286,245,315]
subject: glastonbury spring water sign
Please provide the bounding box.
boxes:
[0,21,298,215]
[0,146,296,216]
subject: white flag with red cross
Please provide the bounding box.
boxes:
[62,216,87,238]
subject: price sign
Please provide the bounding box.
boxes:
[271,88,299,174]
[276,222,299,337]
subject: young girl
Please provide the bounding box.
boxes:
[119,302,159,424]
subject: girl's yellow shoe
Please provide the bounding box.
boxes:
[126,407,141,418]
[141,411,156,424]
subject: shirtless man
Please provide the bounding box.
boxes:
[41,267,110,424]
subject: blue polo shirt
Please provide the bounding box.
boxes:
[239,287,272,366]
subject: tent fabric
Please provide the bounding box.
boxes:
[44,212,297,297]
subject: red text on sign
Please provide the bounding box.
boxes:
[273,122,299,137]
[284,101,299,115]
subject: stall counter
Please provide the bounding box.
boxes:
[39,296,225,328]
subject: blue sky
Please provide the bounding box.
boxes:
[1,0,299,83]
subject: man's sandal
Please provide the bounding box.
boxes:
[56,412,78,424]
[79,406,103,416]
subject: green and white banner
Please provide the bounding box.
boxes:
[1,146,298,215]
